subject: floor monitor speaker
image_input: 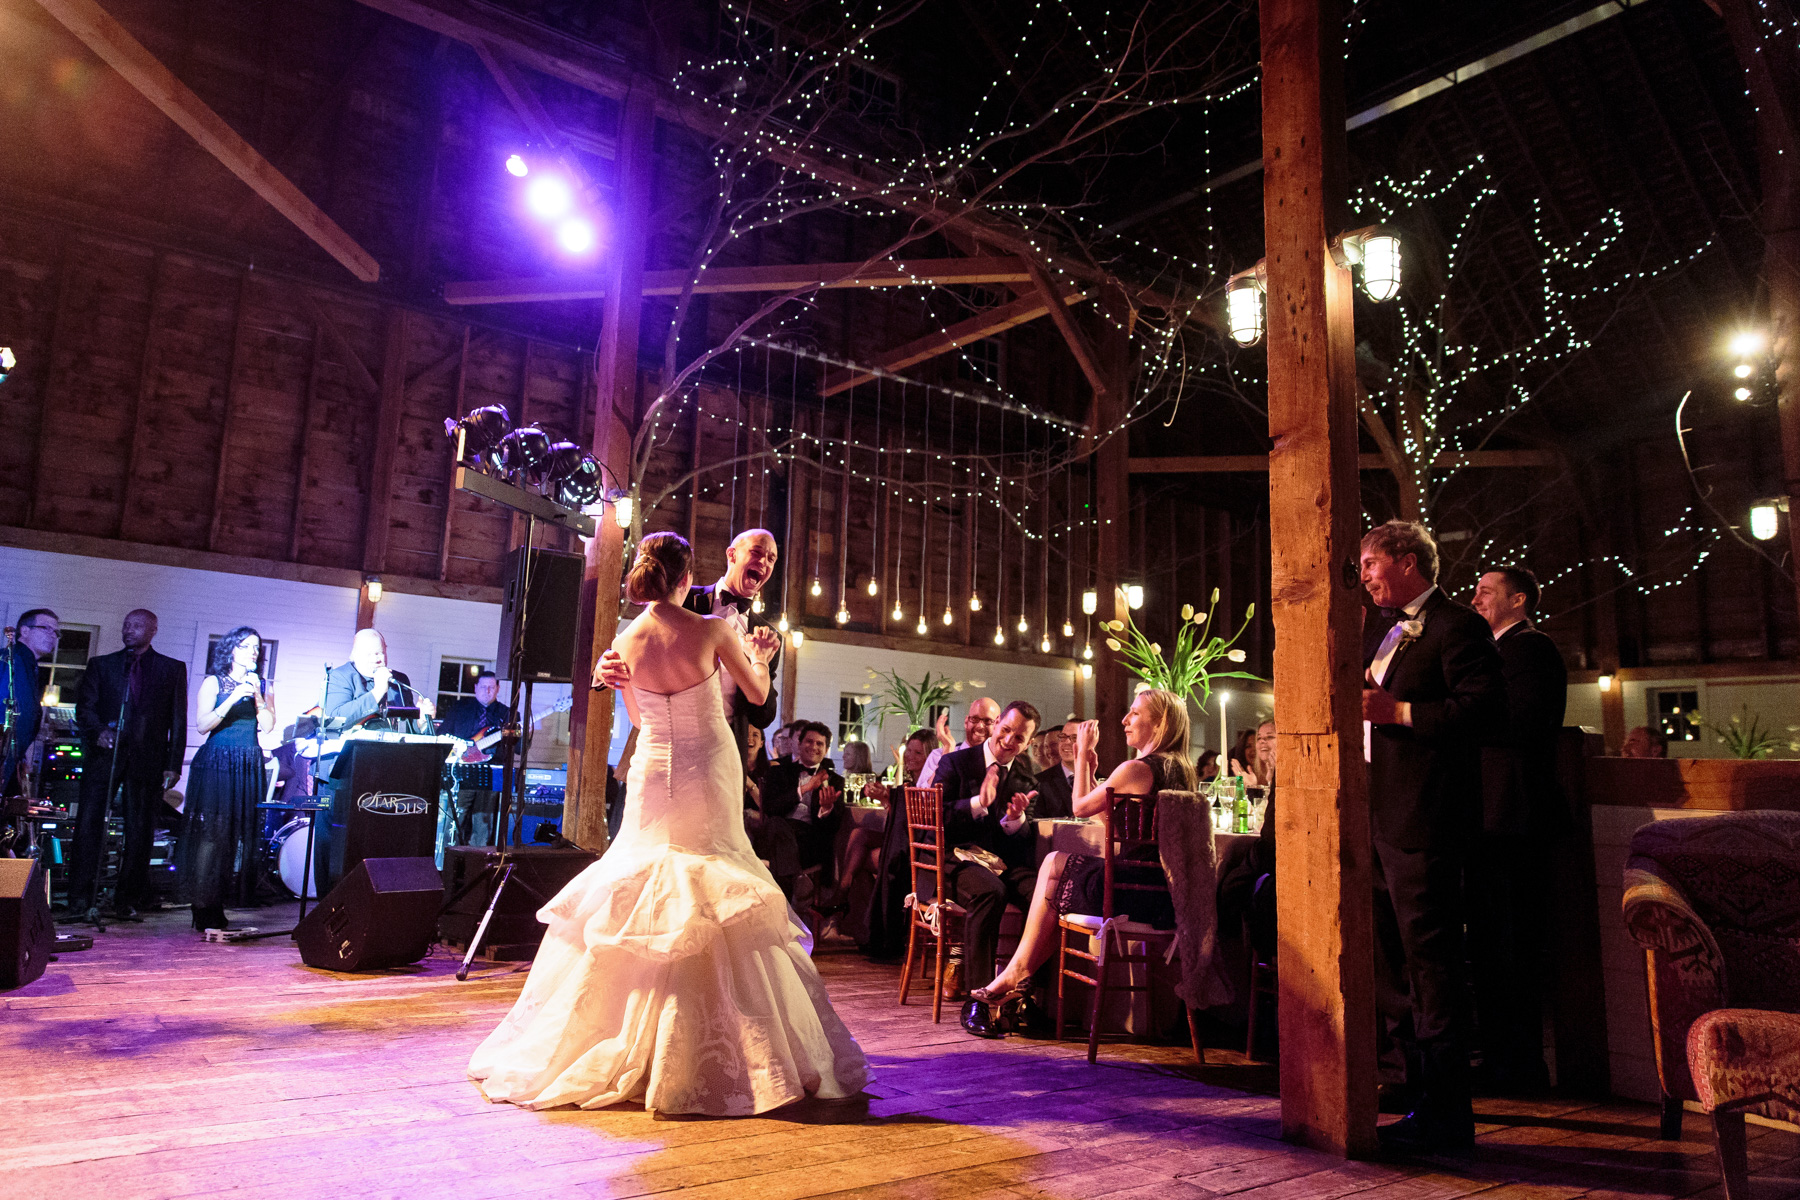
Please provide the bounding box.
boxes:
[497,546,583,682]
[439,844,598,955]
[0,858,52,990]
[295,857,441,972]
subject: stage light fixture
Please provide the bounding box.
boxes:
[1081,589,1097,615]
[498,425,551,481]
[557,218,596,254]
[505,153,529,177]
[546,443,603,507]
[526,175,574,219]
[445,405,511,469]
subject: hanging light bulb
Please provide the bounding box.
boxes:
[866,577,878,596]
[750,596,764,614]
[916,616,928,635]
[969,592,982,612]
[1083,643,1094,661]
[835,606,850,624]
[777,613,789,633]
[1039,635,1052,653]
[1081,589,1097,615]
[810,578,823,597]
[1062,620,1074,638]
[993,626,1006,645]
[942,606,954,626]
[891,601,904,622]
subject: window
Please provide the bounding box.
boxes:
[838,693,872,745]
[205,634,278,682]
[438,658,494,717]
[1652,688,1702,743]
[35,622,96,708]
[847,63,899,121]
[956,336,1003,386]
[926,703,949,730]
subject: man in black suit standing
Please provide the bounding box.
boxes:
[3,608,56,801]
[1469,565,1567,1094]
[930,700,1042,997]
[596,529,782,757]
[1361,521,1503,1153]
[71,609,189,922]
[757,720,844,897]
[1033,719,1079,819]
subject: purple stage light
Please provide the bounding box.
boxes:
[526,175,573,219]
[505,153,529,177]
[556,218,596,253]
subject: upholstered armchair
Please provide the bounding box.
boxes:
[1620,811,1800,1194]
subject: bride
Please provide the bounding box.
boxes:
[469,532,869,1115]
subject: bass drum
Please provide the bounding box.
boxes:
[271,817,318,899]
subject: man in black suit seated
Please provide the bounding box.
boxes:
[1033,720,1079,820]
[1361,520,1504,1153]
[757,720,843,898]
[929,699,1042,997]
[595,529,782,759]
[1469,565,1567,1095]
[70,609,189,922]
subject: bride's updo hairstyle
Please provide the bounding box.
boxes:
[625,532,694,603]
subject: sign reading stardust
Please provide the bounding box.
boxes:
[357,792,431,816]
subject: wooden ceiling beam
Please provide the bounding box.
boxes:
[820,287,1090,395]
[443,257,1036,305]
[1128,449,1557,473]
[1023,256,1108,397]
[32,0,381,283]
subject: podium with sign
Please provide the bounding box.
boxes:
[316,741,446,896]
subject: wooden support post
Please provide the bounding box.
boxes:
[1261,0,1377,1158]
[1718,0,1800,646]
[362,308,409,575]
[567,85,654,854]
[1092,294,1132,769]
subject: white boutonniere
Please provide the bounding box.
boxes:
[1397,617,1426,643]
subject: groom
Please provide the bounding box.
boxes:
[595,528,782,755]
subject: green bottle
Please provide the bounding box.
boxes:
[1233,775,1250,833]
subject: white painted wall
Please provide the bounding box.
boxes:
[1,545,536,784]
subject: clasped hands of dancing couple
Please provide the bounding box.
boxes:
[468,531,868,1116]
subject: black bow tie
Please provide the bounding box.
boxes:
[717,589,749,610]
[1379,607,1400,621]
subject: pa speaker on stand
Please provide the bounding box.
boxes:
[498,546,583,683]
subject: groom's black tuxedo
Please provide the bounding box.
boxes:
[683,583,779,751]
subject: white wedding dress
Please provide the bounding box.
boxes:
[468,671,869,1115]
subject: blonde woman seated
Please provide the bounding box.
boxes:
[964,687,1197,1022]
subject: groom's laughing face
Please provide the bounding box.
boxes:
[724,532,779,596]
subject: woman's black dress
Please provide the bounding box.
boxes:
[178,679,265,930]
[1051,751,1196,930]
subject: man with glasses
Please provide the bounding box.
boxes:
[1032,720,1079,819]
[4,609,58,799]
[918,697,999,790]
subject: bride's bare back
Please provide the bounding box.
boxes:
[612,601,771,725]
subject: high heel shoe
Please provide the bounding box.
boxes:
[961,983,1030,1039]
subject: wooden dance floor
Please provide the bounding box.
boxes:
[5,902,1797,1200]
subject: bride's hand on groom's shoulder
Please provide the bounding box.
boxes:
[593,647,630,690]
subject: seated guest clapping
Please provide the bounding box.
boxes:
[755,721,843,897]
[962,687,1196,1032]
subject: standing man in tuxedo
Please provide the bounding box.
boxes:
[71,609,188,923]
[1361,520,1503,1153]
[596,528,781,757]
[1033,720,1079,819]
[1469,565,1567,1094]
[930,700,1041,997]
[3,608,56,800]
[757,720,844,898]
